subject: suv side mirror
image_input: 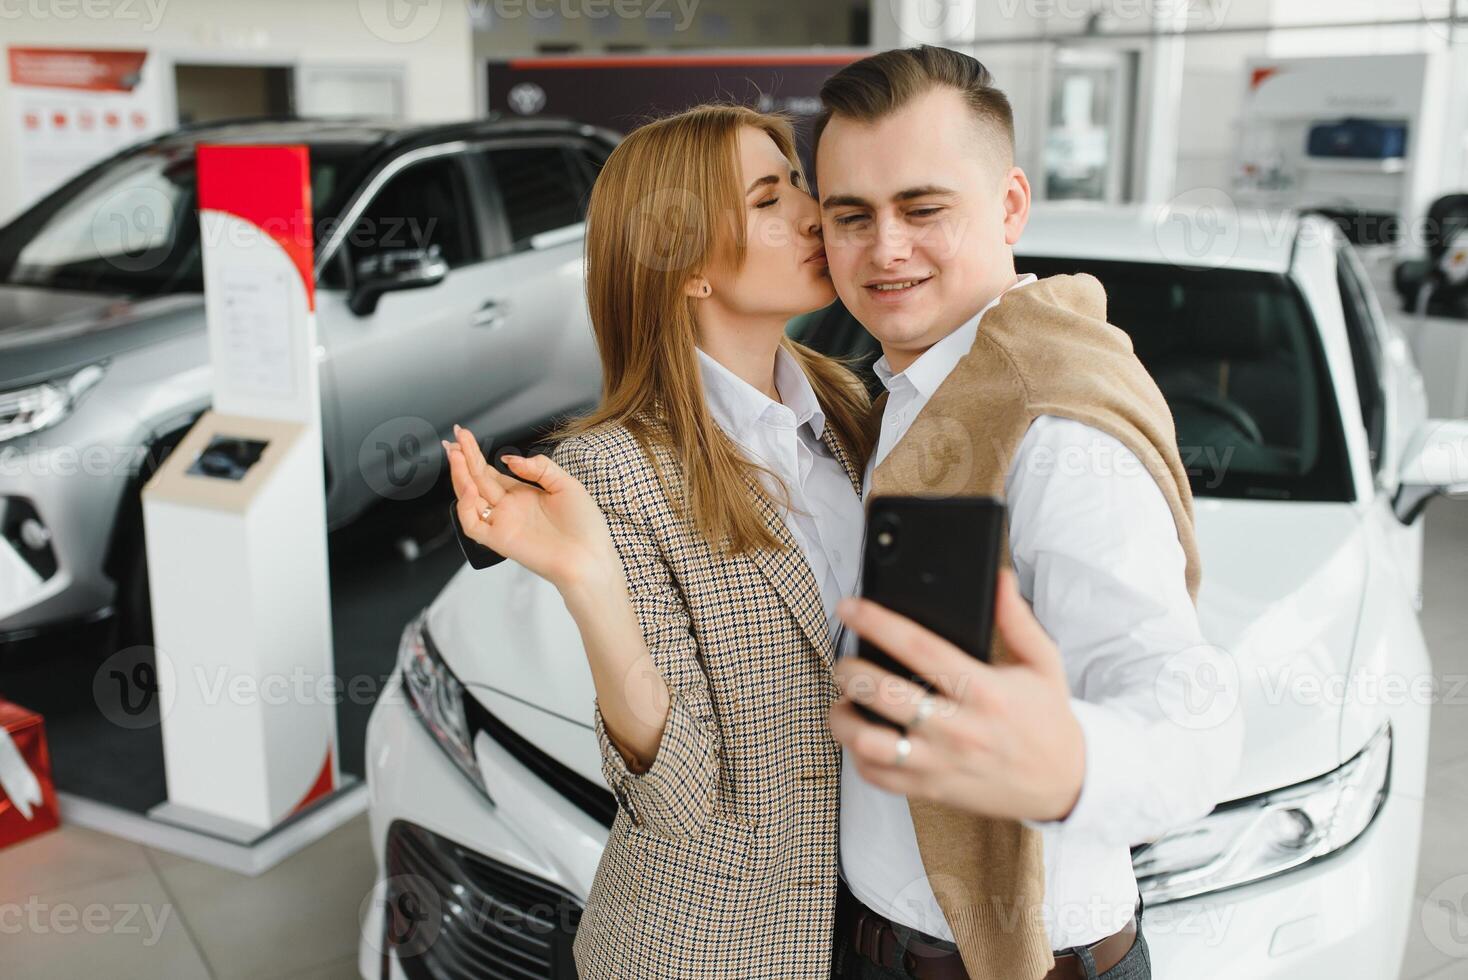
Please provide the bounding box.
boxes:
[348,246,448,316]
[1394,418,1468,523]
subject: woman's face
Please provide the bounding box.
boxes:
[700,126,834,320]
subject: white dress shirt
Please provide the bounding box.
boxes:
[695,345,865,640]
[837,273,1244,949]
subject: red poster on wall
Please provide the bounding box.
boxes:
[7,48,147,91]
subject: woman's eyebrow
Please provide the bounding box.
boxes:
[745,174,781,195]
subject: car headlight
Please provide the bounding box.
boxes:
[1134,721,1391,906]
[0,363,106,444]
[398,610,491,801]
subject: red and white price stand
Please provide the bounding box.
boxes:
[140,145,343,850]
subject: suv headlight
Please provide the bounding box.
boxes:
[0,363,106,443]
[398,610,491,801]
[1134,722,1391,905]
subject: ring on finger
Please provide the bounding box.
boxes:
[479,505,493,522]
[907,691,938,732]
[892,735,912,768]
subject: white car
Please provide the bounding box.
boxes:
[357,206,1468,980]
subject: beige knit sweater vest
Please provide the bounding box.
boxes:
[868,272,1201,979]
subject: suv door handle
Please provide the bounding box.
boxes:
[472,299,507,329]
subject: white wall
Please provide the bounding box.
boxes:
[0,0,476,223]
[1166,0,1467,206]
[1170,0,1271,198]
[876,0,1190,203]
[866,0,1468,209]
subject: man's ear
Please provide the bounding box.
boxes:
[1002,166,1032,246]
[683,275,712,299]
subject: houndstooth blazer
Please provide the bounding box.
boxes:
[554,412,863,980]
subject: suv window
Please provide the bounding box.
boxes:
[0,143,361,296]
[477,144,584,250]
[344,153,480,281]
[1336,246,1387,474]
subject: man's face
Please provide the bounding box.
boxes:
[816,86,1030,372]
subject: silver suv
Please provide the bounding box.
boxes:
[0,116,617,646]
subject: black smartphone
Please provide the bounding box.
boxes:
[851,495,1007,729]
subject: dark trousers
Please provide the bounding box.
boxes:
[829,882,1151,980]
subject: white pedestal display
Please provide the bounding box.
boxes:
[136,144,344,850]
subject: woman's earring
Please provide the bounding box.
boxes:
[701,284,711,296]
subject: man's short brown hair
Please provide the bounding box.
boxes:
[815,45,1015,167]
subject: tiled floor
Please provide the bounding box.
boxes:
[0,812,374,979]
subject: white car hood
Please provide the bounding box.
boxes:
[1191,498,1368,798]
[424,558,603,776]
[427,498,1370,802]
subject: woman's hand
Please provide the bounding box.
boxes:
[447,425,669,774]
[444,424,622,595]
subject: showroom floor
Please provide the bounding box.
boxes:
[0,501,1464,979]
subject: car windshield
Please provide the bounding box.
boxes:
[0,141,364,297]
[790,257,1353,502]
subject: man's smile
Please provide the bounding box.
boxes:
[864,274,934,301]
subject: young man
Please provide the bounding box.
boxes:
[813,47,1245,980]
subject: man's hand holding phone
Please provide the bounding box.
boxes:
[829,569,1087,824]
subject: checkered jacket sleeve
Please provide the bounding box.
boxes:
[553,433,721,841]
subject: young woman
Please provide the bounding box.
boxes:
[443,105,872,979]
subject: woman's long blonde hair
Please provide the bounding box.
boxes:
[557,104,873,554]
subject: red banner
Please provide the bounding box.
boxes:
[197,143,317,311]
[7,48,147,92]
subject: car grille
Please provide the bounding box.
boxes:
[422,627,617,829]
[385,820,583,979]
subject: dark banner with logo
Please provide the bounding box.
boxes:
[485,52,866,174]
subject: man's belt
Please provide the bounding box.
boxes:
[835,878,1139,980]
